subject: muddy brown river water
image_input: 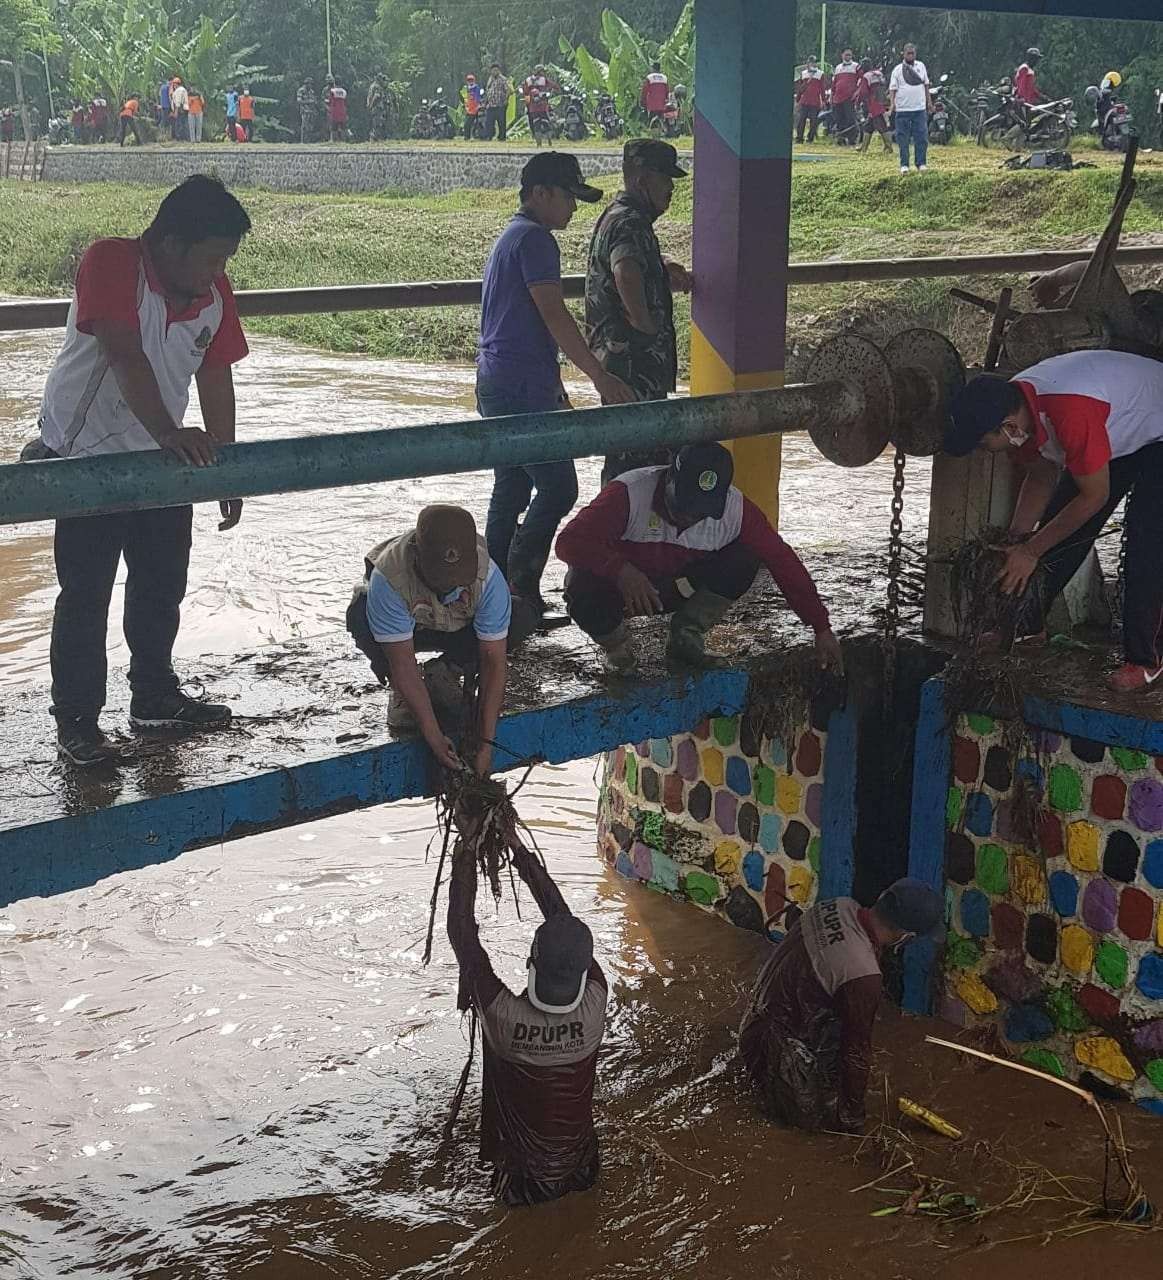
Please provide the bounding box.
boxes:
[1,328,1159,1279]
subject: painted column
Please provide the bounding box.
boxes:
[691,0,796,524]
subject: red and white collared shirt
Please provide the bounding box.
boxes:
[39,237,248,458]
[1013,350,1163,477]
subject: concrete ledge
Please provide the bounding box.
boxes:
[38,144,655,195]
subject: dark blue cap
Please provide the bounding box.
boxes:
[878,877,945,938]
[944,375,1024,457]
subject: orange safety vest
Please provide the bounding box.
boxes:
[239,95,255,121]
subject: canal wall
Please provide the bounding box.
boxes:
[39,144,640,195]
[598,699,857,938]
[906,678,1163,1114]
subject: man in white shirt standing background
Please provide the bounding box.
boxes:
[889,43,932,175]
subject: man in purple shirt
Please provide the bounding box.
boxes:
[477,152,634,618]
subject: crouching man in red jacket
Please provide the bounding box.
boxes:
[554,442,844,674]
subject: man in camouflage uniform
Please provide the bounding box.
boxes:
[367,75,387,141]
[585,139,692,483]
[296,78,319,143]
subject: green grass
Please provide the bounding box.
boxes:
[1,139,1159,372]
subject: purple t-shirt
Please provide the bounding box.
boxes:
[478,212,562,399]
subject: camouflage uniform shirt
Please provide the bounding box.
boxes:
[585,191,677,401]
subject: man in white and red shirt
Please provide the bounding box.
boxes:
[946,350,1163,692]
[640,62,669,122]
[795,56,828,143]
[831,49,862,145]
[31,175,251,765]
[556,443,844,674]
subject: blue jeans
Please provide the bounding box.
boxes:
[896,109,928,169]
[476,371,576,601]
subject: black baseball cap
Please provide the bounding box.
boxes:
[668,443,734,520]
[527,914,594,1013]
[520,151,603,203]
[944,375,1025,457]
[624,137,688,178]
[877,877,945,939]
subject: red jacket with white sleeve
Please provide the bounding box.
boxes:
[555,466,830,633]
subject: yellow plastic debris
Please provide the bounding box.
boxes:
[1060,923,1095,976]
[701,747,724,788]
[899,1096,963,1140]
[1074,1035,1136,1082]
[952,971,998,1015]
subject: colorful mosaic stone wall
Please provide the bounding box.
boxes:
[943,713,1163,1114]
[596,713,832,940]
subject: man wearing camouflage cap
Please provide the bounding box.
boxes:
[585,138,693,482]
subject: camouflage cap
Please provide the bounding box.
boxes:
[623,137,688,178]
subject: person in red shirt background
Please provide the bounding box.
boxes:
[324,75,349,142]
[1014,48,1044,106]
[795,55,828,143]
[830,48,862,145]
[27,176,252,765]
[856,58,892,152]
[641,61,669,122]
[556,443,844,675]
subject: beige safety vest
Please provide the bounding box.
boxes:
[367,531,490,633]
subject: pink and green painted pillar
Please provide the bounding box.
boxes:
[690,0,796,523]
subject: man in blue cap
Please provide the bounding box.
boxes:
[945,352,1163,693]
[739,877,944,1133]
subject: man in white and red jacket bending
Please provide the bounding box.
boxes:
[555,443,844,674]
[946,350,1163,693]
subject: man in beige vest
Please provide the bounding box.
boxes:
[346,505,533,775]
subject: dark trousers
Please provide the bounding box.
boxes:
[832,98,857,144]
[1018,443,1163,667]
[795,104,819,142]
[477,375,575,590]
[464,113,479,139]
[50,506,192,721]
[564,543,759,638]
[117,116,143,146]
[484,106,507,140]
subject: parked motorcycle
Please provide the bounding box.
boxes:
[596,91,623,140]
[977,84,1075,149]
[1086,83,1137,152]
[929,73,954,144]
[527,88,559,145]
[562,92,589,141]
[649,93,683,139]
[410,88,455,140]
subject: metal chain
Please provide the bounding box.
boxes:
[883,447,907,713]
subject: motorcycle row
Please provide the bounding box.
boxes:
[969,71,1146,152]
[409,87,684,144]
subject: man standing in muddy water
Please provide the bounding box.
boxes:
[28,175,251,767]
[477,151,635,622]
[447,830,607,1205]
[739,878,943,1133]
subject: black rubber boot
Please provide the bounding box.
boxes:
[666,590,736,670]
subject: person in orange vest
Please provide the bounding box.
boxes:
[462,73,483,139]
[187,87,204,143]
[117,94,144,147]
[238,87,256,141]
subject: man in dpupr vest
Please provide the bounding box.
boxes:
[345,504,535,776]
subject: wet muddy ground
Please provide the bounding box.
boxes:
[3,327,1162,1278]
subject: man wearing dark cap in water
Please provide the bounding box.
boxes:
[739,877,944,1133]
[447,837,607,1206]
[345,503,534,776]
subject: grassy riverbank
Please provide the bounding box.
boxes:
[2,141,1161,374]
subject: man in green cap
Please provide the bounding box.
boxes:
[344,504,534,776]
[585,138,693,482]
